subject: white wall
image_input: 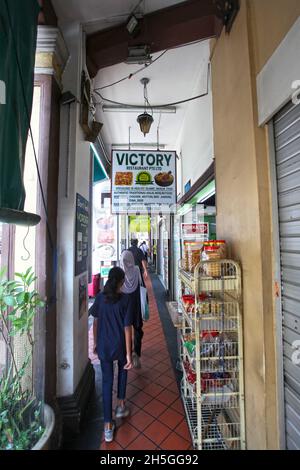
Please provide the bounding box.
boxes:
[176,42,214,195]
[56,21,91,396]
[257,15,300,125]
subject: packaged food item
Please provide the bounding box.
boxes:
[184,339,196,356]
[182,295,195,310]
[210,299,221,315]
[182,241,203,272]
[187,242,203,272]
[201,245,221,276]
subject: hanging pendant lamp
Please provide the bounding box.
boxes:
[137,78,154,136]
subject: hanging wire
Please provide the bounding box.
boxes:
[94,61,211,109]
[143,78,153,115]
[94,37,211,93]
[94,50,168,91]
[21,227,31,261]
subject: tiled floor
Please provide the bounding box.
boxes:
[99,275,192,450]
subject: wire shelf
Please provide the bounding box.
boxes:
[179,258,245,450]
[201,407,241,450]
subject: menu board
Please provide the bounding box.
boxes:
[111,150,176,214]
[75,193,89,276]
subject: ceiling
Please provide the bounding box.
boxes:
[52,0,211,157]
[52,0,186,34]
[94,40,211,153]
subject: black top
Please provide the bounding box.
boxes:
[128,285,143,329]
[90,292,133,362]
[128,245,146,274]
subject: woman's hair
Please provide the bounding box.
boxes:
[103,267,125,303]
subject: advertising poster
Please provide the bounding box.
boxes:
[75,193,89,276]
[94,207,117,264]
[111,150,177,214]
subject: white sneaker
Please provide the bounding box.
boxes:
[104,421,115,443]
[115,405,130,418]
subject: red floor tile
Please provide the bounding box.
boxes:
[127,409,155,432]
[158,408,184,430]
[155,374,174,388]
[129,390,153,408]
[100,440,123,450]
[143,383,165,398]
[142,369,164,381]
[170,398,185,416]
[153,362,172,374]
[143,398,168,418]
[156,389,178,407]
[126,402,140,417]
[160,433,191,450]
[126,434,157,450]
[175,419,192,441]
[143,420,172,445]
[115,423,140,448]
[126,384,141,399]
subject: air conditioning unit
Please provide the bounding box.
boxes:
[125,45,152,65]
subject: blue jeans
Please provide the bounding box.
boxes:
[100,359,127,423]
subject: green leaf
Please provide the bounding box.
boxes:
[3,296,16,307]
[25,267,32,278]
[16,292,26,304]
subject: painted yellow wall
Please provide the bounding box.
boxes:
[210,0,299,449]
[249,0,300,73]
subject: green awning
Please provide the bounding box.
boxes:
[91,144,108,183]
[0,0,40,212]
[93,155,107,183]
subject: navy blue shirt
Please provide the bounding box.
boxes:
[90,292,133,362]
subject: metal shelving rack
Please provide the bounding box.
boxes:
[178,260,246,450]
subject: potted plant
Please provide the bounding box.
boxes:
[0,267,54,450]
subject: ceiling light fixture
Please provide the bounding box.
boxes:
[102,104,176,114]
[137,78,154,137]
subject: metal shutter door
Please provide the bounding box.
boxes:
[274,101,300,450]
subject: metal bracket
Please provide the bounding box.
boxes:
[213,0,240,33]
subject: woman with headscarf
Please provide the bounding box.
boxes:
[120,250,144,369]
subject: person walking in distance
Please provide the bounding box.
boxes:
[128,239,148,286]
[90,267,133,443]
[120,250,143,369]
[139,241,149,263]
[152,242,157,269]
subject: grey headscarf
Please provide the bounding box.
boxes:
[120,250,141,294]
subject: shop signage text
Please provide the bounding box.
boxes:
[111,150,177,215]
[181,223,209,238]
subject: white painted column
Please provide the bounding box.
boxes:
[56,21,91,396]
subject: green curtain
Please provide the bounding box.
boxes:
[0,0,40,211]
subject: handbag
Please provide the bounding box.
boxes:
[140,285,149,321]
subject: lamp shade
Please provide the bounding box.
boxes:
[137,112,154,136]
